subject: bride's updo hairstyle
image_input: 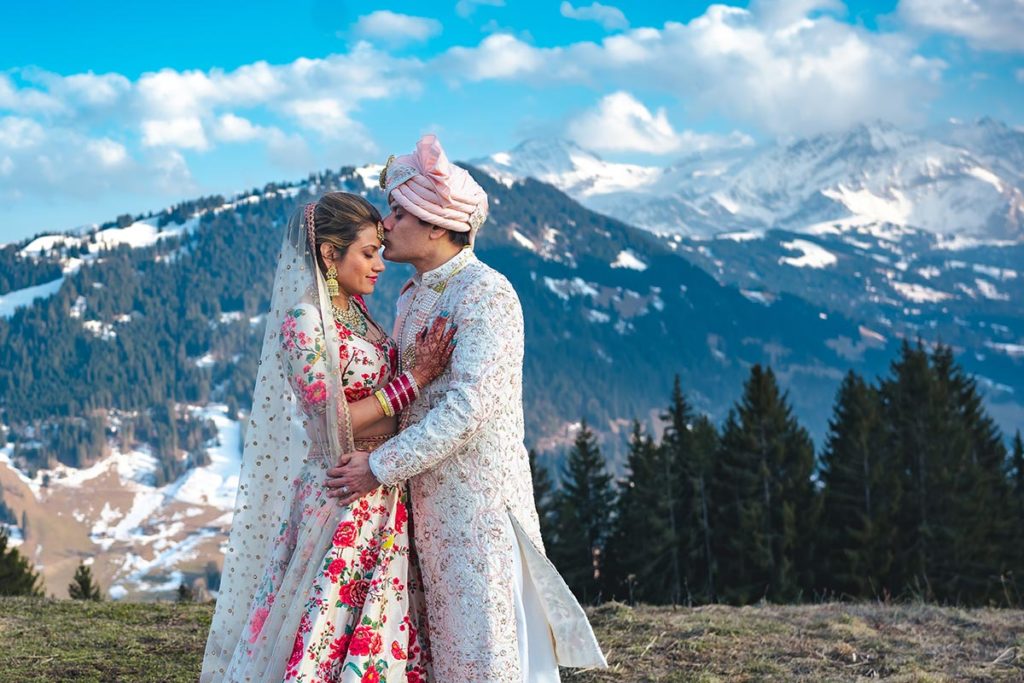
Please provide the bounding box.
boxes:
[309,192,383,273]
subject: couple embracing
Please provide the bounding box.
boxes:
[200,135,606,682]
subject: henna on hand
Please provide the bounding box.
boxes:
[412,314,457,387]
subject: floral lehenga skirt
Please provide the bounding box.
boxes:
[227,441,432,683]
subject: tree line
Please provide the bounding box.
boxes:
[540,340,1024,607]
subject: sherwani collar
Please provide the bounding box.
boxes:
[413,247,476,293]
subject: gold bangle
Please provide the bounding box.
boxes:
[375,390,394,417]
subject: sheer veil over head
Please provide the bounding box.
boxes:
[200,201,356,680]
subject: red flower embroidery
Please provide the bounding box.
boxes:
[303,380,327,406]
[359,547,379,571]
[333,521,356,547]
[369,631,383,655]
[286,613,311,672]
[406,669,425,683]
[339,579,370,608]
[328,633,351,662]
[349,625,373,656]
[361,665,380,683]
[326,557,346,582]
[394,501,408,534]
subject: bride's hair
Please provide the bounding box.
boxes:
[310,192,383,273]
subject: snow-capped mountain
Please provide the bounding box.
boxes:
[475,120,1024,241]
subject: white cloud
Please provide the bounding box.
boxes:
[455,0,505,18]
[560,2,629,31]
[353,10,442,45]
[568,91,753,154]
[0,116,46,149]
[439,4,945,136]
[0,120,191,200]
[444,33,545,80]
[0,44,421,204]
[142,117,209,150]
[214,113,268,143]
[900,0,1024,52]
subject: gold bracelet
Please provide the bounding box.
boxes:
[375,390,394,417]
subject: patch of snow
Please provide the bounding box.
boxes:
[168,405,243,510]
[859,326,887,343]
[716,230,762,242]
[21,234,83,255]
[586,309,611,323]
[965,166,1004,192]
[611,249,648,271]
[711,192,739,214]
[974,278,1009,301]
[82,319,117,341]
[0,277,65,318]
[354,164,385,190]
[92,220,184,251]
[543,277,599,301]
[972,264,1017,280]
[511,230,535,251]
[821,185,912,226]
[891,281,953,303]
[778,239,837,269]
[985,342,1024,358]
[741,289,773,305]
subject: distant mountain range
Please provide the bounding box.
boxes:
[474,118,1024,242]
[0,118,1020,600]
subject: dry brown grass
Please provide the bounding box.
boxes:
[0,598,1020,681]
[569,602,1024,682]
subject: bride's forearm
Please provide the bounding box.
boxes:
[348,393,390,433]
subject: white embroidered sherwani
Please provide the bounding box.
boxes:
[369,248,606,682]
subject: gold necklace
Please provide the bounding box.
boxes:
[332,298,368,335]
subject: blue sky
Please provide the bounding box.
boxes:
[1,0,1022,243]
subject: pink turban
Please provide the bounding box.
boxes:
[379,134,488,245]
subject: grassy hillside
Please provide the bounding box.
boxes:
[0,598,1020,681]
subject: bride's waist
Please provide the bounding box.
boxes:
[354,433,394,452]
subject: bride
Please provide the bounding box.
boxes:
[201,192,454,682]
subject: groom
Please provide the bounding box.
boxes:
[326,135,606,682]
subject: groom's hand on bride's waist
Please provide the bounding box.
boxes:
[326,450,380,506]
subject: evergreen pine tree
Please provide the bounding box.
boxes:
[689,414,719,603]
[0,530,43,596]
[528,449,558,547]
[68,561,102,600]
[550,421,616,604]
[604,421,662,604]
[934,346,1012,603]
[659,377,694,605]
[1010,430,1024,602]
[710,365,817,604]
[878,340,948,601]
[818,371,898,599]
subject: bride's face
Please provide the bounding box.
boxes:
[327,224,385,298]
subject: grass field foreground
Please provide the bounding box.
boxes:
[0,598,1021,681]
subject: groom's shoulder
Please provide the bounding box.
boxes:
[462,257,519,300]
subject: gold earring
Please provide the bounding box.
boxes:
[325,264,340,297]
